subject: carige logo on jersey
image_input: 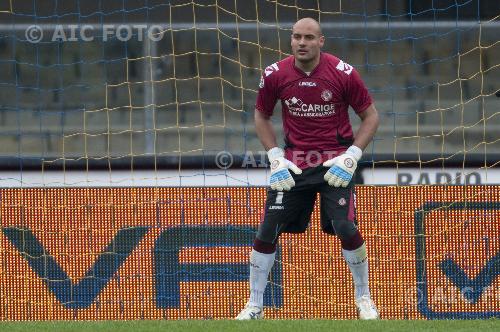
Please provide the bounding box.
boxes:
[284,96,335,117]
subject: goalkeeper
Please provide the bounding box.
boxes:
[236,17,380,320]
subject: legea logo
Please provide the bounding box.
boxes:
[299,81,316,87]
[336,60,353,75]
[264,63,279,77]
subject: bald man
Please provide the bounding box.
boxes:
[236,18,380,320]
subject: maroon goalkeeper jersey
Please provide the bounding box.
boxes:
[256,52,373,169]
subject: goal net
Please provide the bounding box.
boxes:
[0,0,498,320]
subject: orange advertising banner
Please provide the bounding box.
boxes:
[0,186,498,320]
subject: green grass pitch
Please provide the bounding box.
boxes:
[1,319,499,332]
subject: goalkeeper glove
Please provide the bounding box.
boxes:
[323,145,362,187]
[267,147,302,191]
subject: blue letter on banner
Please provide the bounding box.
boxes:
[153,225,283,308]
[2,226,148,308]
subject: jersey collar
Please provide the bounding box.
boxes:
[292,52,324,77]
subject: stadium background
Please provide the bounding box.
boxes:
[0,0,498,321]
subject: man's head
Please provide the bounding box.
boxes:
[291,18,324,68]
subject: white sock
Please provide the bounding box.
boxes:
[248,249,276,308]
[342,242,370,299]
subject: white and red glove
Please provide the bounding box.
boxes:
[323,145,362,187]
[267,147,302,191]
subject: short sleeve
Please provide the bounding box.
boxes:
[255,71,278,117]
[345,68,373,114]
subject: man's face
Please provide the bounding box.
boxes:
[291,21,324,64]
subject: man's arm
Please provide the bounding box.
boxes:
[254,109,278,151]
[353,104,379,150]
[255,108,301,191]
